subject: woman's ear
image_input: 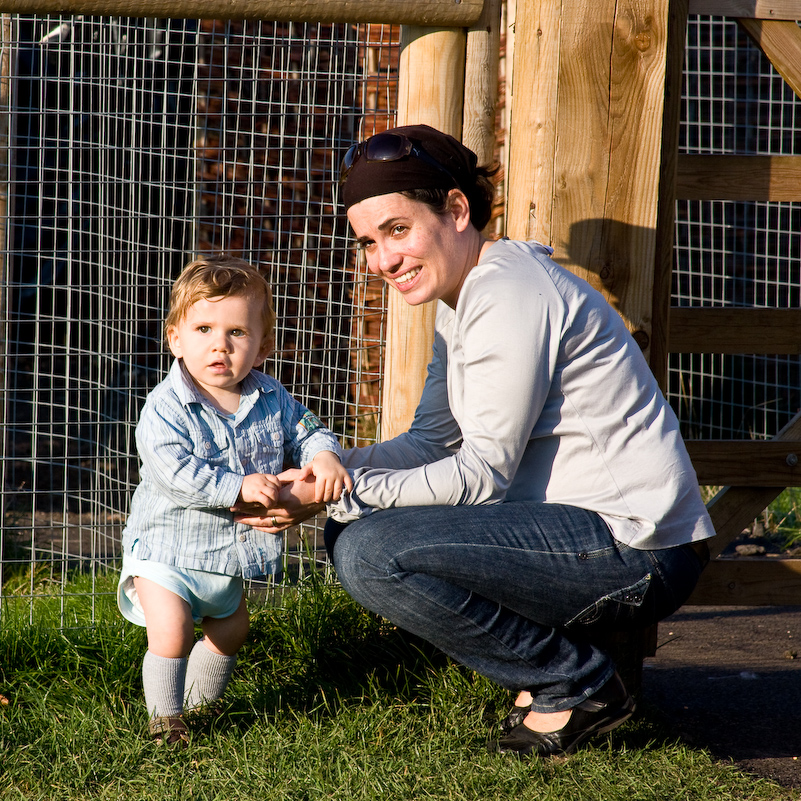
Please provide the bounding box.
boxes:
[448,189,472,233]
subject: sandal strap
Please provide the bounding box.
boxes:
[148,715,189,746]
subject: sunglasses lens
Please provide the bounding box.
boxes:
[339,143,360,182]
[364,133,411,162]
[339,133,445,189]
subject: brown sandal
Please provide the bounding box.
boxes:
[148,715,189,748]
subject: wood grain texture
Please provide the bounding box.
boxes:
[676,154,801,201]
[380,27,465,442]
[506,0,561,245]
[551,0,670,346]
[508,0,674,367]
[688,558,801,606]
[688,0,801,20]
[669,308,801,354]
[739,18,801,99]
[704,411,801,556]
[463,0,502,170]
[0,0,485,25]
[650,0,689,386]
[687,440,801,485]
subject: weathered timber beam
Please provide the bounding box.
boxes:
[689,0,801,18]
[688,558,801,605]
[676,154,801,201]
[739,18,801,99]
[0,0,484,26]
[669,308,801,355]
[686,441,801,486]
[706,486,786,556]
[705,410,801,556]
[379,26,465,442]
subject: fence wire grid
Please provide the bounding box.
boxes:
[0,13,798,625]
[0,16,396,624]
[670,17,801,442]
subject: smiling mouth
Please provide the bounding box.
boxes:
[395,267,420,286]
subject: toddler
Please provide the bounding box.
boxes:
[117,254,351,746]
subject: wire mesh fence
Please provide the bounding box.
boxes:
[669,16,801,442]
[0,16,398,625]
[0,12,798,626]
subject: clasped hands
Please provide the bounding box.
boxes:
[232,468,328,533]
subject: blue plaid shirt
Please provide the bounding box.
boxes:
[122,359,342,578]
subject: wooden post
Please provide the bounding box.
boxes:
[463,0,502,168]
[505,0,679,687]
[0,0,485,26]
[650,0,688,386]
[379,27,466,442]
[506,0,676,371]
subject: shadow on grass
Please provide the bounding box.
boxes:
[216,577,454,730]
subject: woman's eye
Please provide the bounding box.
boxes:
[392,225,407,236]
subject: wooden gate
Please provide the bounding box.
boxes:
[503,0,801,606]
[676,0,801,604]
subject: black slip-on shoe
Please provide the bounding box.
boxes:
[490,672,635,758]
[499,700,532,734]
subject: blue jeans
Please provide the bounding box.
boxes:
[328,502,704,712]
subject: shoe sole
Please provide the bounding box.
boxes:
[564,699,636,754]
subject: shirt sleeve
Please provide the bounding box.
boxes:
[328,269,562,521]
[274,384,343,467]
[136,396,244,509]
[340,327,462,471]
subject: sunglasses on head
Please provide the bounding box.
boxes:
[339,132,458,187]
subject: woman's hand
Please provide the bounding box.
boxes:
[232,468,325,532]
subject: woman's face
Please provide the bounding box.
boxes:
[347,190,474,309]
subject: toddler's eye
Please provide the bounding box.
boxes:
[231,329,245,337]
[197,325,210,333]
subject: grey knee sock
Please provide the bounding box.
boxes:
[141,650,187,719]
[183,639,237,712]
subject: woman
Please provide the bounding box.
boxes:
[239,124,714,758]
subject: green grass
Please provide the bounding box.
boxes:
[704,486,801,552]
[765,488,801,551]
[0,576,797,801]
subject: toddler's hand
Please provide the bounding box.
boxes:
[305,451,354,503]
[239,473,281,507]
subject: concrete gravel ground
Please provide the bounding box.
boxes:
[642,604,801,790]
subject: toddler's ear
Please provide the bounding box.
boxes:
[254,335,274,367]
[166,325,182,358]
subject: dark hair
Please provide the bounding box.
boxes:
[400,165,497,231]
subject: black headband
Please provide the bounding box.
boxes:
[340,124,478,210]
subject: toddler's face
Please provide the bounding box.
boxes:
[166,294,270,410]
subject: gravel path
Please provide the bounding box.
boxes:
[643,604,801,790]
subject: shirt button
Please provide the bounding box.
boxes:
[239,534,247,542]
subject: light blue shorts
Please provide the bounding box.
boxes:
[117,555,244,627]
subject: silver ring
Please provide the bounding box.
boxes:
[271,516,278,528]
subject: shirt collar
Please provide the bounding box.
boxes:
[168,359,267,419]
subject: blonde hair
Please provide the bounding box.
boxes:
[165,254,276,349]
